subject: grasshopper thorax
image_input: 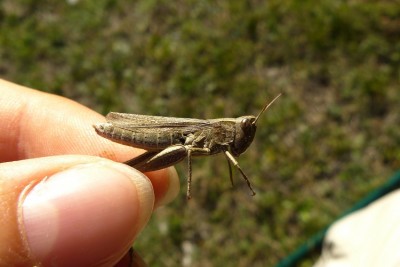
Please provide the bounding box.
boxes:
[231,116,257,157]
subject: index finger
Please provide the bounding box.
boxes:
[0,79,179,205]
[0,79,139,162]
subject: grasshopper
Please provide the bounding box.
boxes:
[94,94,281,199]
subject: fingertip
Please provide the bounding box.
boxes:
[20,161,154,266]
[158,167,180,207]
[146,167,180,208]
[117,164,155,230]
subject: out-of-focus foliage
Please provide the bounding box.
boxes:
[1,0,399,266]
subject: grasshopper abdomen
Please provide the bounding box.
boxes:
[95,122,191,150]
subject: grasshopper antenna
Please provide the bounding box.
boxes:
[253,93,282,125]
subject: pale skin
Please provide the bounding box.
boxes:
[0,79,179,267]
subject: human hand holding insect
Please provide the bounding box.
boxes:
[0,79,178,266]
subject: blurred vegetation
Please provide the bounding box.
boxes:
[1,0,400,266]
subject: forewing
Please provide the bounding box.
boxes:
[105,112,213,133]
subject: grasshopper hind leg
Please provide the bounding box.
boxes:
[123,145,212,200]
[124,151,159,169]
[124,145,188,172]
[122,145,195,200]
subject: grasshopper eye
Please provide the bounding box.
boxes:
[241,118,253,129]
[240,118,254,131]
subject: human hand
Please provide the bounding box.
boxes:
[0,79,180,266]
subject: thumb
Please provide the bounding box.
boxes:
[0,155,154,267]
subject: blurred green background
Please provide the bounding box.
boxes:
[1,0,399,266]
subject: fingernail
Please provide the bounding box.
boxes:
[21,162,154,266]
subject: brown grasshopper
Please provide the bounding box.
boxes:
[94,94,281,199]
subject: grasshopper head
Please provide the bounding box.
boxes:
[231,116,257,157]
[230,93,281,157]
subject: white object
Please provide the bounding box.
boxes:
[314,190,400,267]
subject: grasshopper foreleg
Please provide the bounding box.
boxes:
[226,157,234,187]
[224,151,256,196]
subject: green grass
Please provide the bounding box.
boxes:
[1,0,400,266]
